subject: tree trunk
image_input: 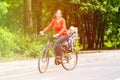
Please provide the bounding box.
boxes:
[85,13,94,49]
[32,0,42,34]
[100,19,106,48]
[92,11,98,49]
[24,0,32,33]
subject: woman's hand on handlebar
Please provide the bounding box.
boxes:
[53,33,59,38]
[39,31,45,36]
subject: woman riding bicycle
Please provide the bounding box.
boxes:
[40,9,68,62]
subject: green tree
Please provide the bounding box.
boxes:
[0,1,9,26]
[1,0,23,31]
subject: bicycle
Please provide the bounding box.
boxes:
[38,33,78,73]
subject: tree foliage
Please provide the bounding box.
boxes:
[0,1,9,15]
[0,1,9,26]
[0,0,120,59]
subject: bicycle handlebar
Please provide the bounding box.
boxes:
[40,32,57,38]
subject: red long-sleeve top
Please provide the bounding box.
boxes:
[42,18,68,37]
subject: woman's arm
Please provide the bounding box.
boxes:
[42,20,54,33]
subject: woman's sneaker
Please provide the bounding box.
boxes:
[54,56,62,65]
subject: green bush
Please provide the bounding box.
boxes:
[0,27,16,57]
[22,35,45,58]
[13,33,46,58]
[0,27,46,58]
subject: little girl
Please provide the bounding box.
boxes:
[68,26,78,51]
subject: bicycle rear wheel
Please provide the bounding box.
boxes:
[38,47,49,73]
[62,48,78,70]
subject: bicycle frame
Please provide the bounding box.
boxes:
[44,35,56,57]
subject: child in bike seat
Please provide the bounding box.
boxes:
[67,26,78,51]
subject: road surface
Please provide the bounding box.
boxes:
[0,50,120,80]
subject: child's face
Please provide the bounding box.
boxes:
[69,27,75,33]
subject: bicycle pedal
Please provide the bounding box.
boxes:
[55,60,60,65]
[55,62,60,65]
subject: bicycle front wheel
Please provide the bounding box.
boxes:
[62,48,78,71]
[38,47,49,73]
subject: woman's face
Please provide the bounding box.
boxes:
[55,10,62,19]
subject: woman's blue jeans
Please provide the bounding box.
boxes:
[54,36,68,57]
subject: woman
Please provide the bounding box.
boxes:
[40,10,68,62]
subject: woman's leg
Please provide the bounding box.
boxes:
[54,36,68,57]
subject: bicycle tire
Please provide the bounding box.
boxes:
[38,47,49,73]
[62,48,78,71]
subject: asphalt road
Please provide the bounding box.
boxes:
[0,50,120,80]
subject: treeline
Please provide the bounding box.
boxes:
[23,0,120,49]
[0,0,120,58]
